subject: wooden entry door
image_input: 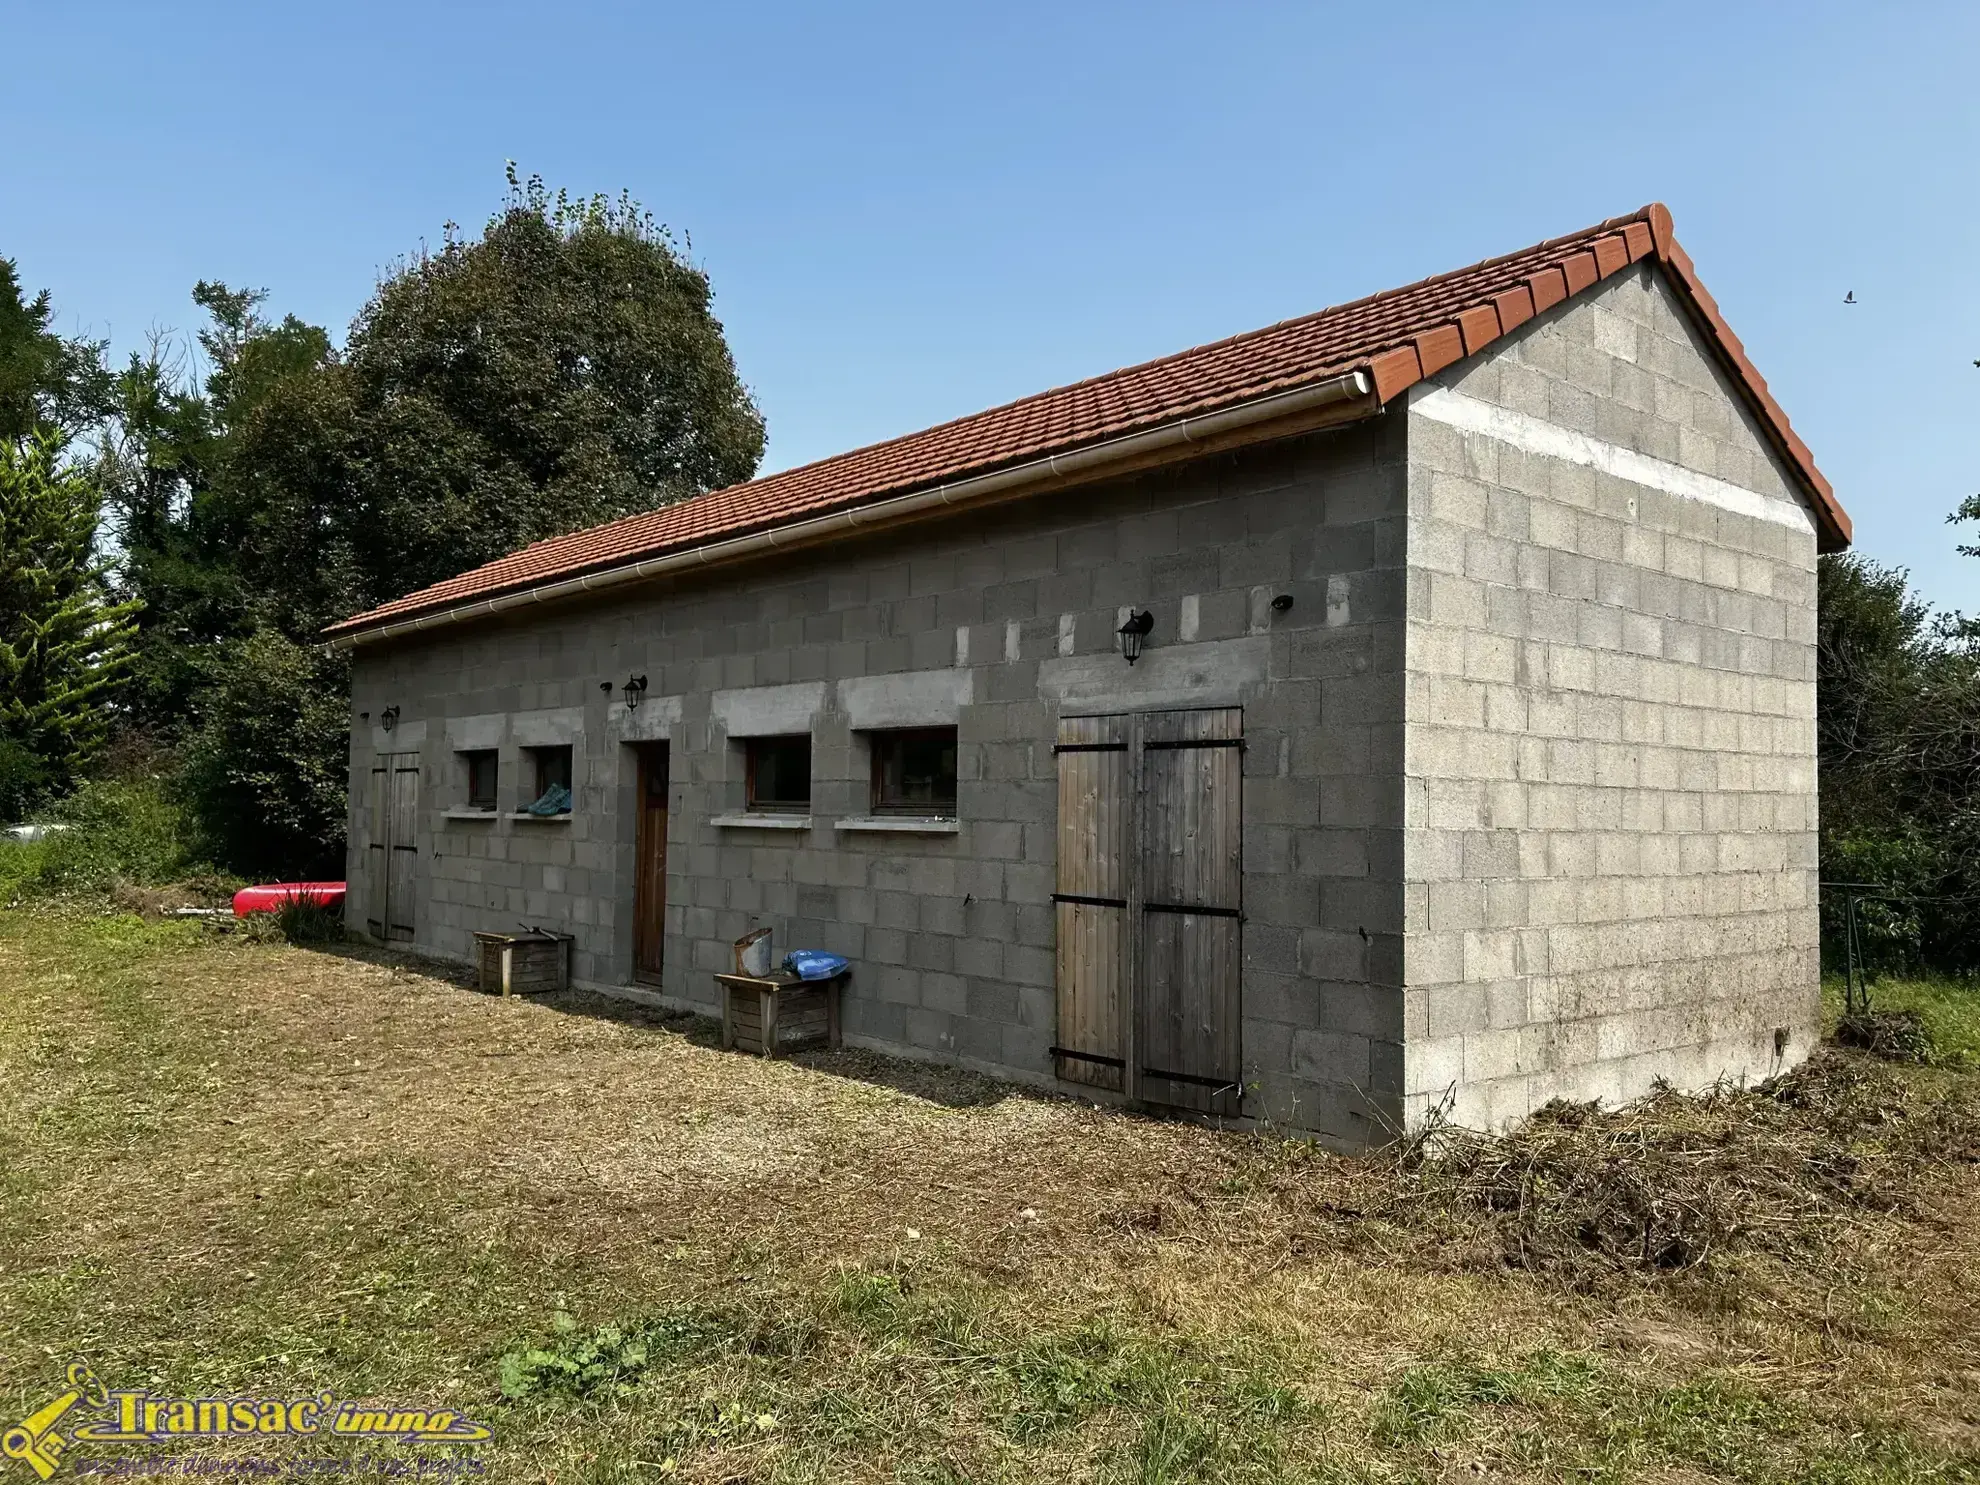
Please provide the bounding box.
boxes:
[364,752,420,942]
[633,744,669,983]
[1052,708,1243,1115]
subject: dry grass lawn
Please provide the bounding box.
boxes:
[1,907,1976,1483]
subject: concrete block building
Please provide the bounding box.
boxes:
[327,204,1851,1147]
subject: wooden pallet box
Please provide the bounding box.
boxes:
[715,970,845,1057]
[473,931,571,996]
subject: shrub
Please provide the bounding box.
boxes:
[0,775,201,901]
[272,896,345,944]
[497,1309,729,1400]
[177,629,349,880]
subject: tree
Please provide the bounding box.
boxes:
[0,257,111,443]
[99,284,334,732]
[0,429,140,819]
[1816,553,1980,973]
[176,628,350,879]
[229,167,764,630]
[111,169,765,875]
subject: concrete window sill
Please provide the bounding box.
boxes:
[710,813,813,831]
[508,811,573,822]
[443,809,501,821]
[833,816,960,834]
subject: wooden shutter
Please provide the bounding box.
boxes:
[386,755,420,941]
[1136,708,1244,1116]
[1052,714,1131,1091]
[365,760,390,939]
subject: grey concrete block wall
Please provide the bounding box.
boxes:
[342,256,1826,1146]
[345,414,1411,1147]
[1398,261,1821,1130]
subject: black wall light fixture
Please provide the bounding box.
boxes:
[1270,593,1295,613]
[1117,609,1154,665]
[621,674,649,710]
[379,705,400,733]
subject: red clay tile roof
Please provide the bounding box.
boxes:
[327,203,1847,640]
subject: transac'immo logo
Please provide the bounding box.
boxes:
[3,1358,490,1479]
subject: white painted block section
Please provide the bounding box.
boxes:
[1004,620,1021,663]
[837,669,975,729]
[511,707,584,747]
[955,625,969,666]
[1039,635,1270,712]
[712,681,826,737]
[1057,614,1076,657]
[1178,594,1200,642]
[1410,385,1815,534]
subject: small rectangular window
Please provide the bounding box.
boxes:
[463,749,498,811]
[524,745,573,813]
[871,728,958,816]
[745,735,811,812]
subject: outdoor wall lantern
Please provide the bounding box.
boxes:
[1117,609,1154,666]
[379,705,400,733]
[621,674,649,710]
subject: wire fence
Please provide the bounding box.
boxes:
[1819,880,1980,1015]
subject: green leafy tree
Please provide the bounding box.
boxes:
[1816,553,1980,972]
[0,257,111,442]
[116,170,763,875]
[0,430,140,819]
[176,628,350,879]
[99,285,334,732]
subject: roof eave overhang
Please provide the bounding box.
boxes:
[1642,204,1851,552]
[326,368,1380,650]
[327,202,1848,653]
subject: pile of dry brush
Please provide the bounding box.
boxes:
[1113,1049,1980,1304]
[1374,1051,1980,1292]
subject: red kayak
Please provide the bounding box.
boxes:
[232,882,347,916]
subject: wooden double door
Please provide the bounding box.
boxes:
[1052,707,1244,1116]
[365,752,420,942]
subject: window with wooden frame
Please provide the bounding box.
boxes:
[462,749,499,811]
[870,727,958,817]
[524,744,573,812]
[745,735,811,813]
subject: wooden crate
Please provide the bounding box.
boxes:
[474,931,571,996]
[716,971,844,1057]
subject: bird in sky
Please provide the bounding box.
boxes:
[1843,290,1857,304]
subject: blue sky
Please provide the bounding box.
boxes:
[4,1,1976,607]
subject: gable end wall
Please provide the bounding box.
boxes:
[1400,260,1821,1130]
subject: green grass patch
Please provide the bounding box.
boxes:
[1825,973,1980,1067]
[1372,1351,1965,1484]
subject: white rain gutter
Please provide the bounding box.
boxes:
[328,368,1375,649]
